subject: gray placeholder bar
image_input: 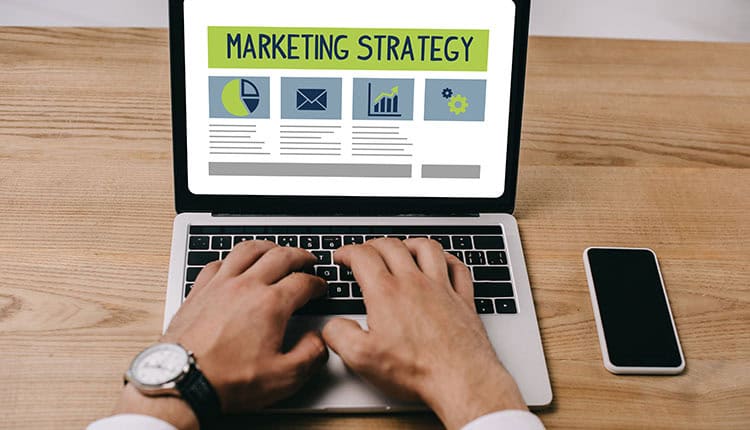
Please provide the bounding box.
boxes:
[421,164,481,179]
[209,162,411,178]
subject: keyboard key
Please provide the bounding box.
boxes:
[473,236,505,250]
[233,235,254,245]
[300,236,320,249]
[295,299,366,315]
[495,299,517,314]
[474,282,514,297]
[187,252,220,266]
[352,283,362,297]
[473,267,511,281]
[184,283,193,298]
[212,236,232,250]
[486,251,508,265]
[343,235,364,245]
[316,266,338,281]
[322,236,342,249]
[221,251,230,259]
[465,251,486,265]
[430,236,451,249]
[340,266,355,281]
[475,299,495,314]
[408,235,428,239]
[388,235,407,240]
[451,236,472,249]
[186,267,202,282]
[448,251,464,262]
[328,283,350,298]
[189,236,209,250]
[278,236,298,247]
[312,251,331,265]
[256,235,276,243]
[365,235,384,241]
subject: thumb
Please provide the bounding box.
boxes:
[322,318,370,371]
[278,331,329,383]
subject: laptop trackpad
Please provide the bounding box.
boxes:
[274,316,419,411]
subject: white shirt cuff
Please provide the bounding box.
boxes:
[87,414,178,430]
[89,410,544,430]
[462,409,545,430]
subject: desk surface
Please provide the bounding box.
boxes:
[0,28,748,429]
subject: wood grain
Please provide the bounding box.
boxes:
[0,28,748,429]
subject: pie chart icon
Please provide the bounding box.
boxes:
[221,79,261,117]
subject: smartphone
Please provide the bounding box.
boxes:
[583,247,685,374]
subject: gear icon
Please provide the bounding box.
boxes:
[441,88,453,99]
[448,94,468,115]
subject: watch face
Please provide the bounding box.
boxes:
[131,343,189,387]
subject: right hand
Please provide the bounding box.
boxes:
[322,238,527,430]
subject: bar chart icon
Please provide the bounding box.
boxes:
[368,84,401,117]
[353,78,413,121]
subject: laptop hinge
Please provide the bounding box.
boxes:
[211,213,481,218]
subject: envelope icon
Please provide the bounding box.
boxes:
[296,88,328,111]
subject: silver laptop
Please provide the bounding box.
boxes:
[163,0,551,410]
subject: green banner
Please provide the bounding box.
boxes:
[208,26,489,71]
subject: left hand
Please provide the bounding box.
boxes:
[116,241,329,428]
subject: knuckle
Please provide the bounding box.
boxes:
[411,237,430,246]
[265,245,287,257]
[224,277,247,290]
[427,239,444,252]
[457,260,472,274]
[232,239,256,251]
[264,287,284,303]
[273,245,306,260]
[205,260,222,270]
[234,239,273,252]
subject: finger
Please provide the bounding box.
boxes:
[402,238,450,282]
[272,272,327,316]
[321,318,371,372]
[242,246,317,284]
[193,259,222,287]
[334,244,391,291]
[446,253,474,308]
[165,261,222,335]
[273,331,329,397]
[218,240,276,277]
[334,245,393,304]
[184,260,223,301]
[366,238,420,275]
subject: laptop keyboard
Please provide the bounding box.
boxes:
[184,226,517,315]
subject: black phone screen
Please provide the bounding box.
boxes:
[586,248,682,367]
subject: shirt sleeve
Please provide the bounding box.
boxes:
[88,409,543,430]
[87,414,178,430]
[461,409,546,430]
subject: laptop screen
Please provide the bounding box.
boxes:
[183,0,516,198]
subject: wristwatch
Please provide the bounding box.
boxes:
[125,342,221,428]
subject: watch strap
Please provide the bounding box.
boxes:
[176,364,222,429]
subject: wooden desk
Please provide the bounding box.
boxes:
[0,28,748,429]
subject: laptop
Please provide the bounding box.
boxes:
[163,0,552,410]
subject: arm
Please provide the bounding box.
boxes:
[324,238,541,430]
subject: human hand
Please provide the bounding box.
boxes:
[322,238,526,430]
[116,241,328,428]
